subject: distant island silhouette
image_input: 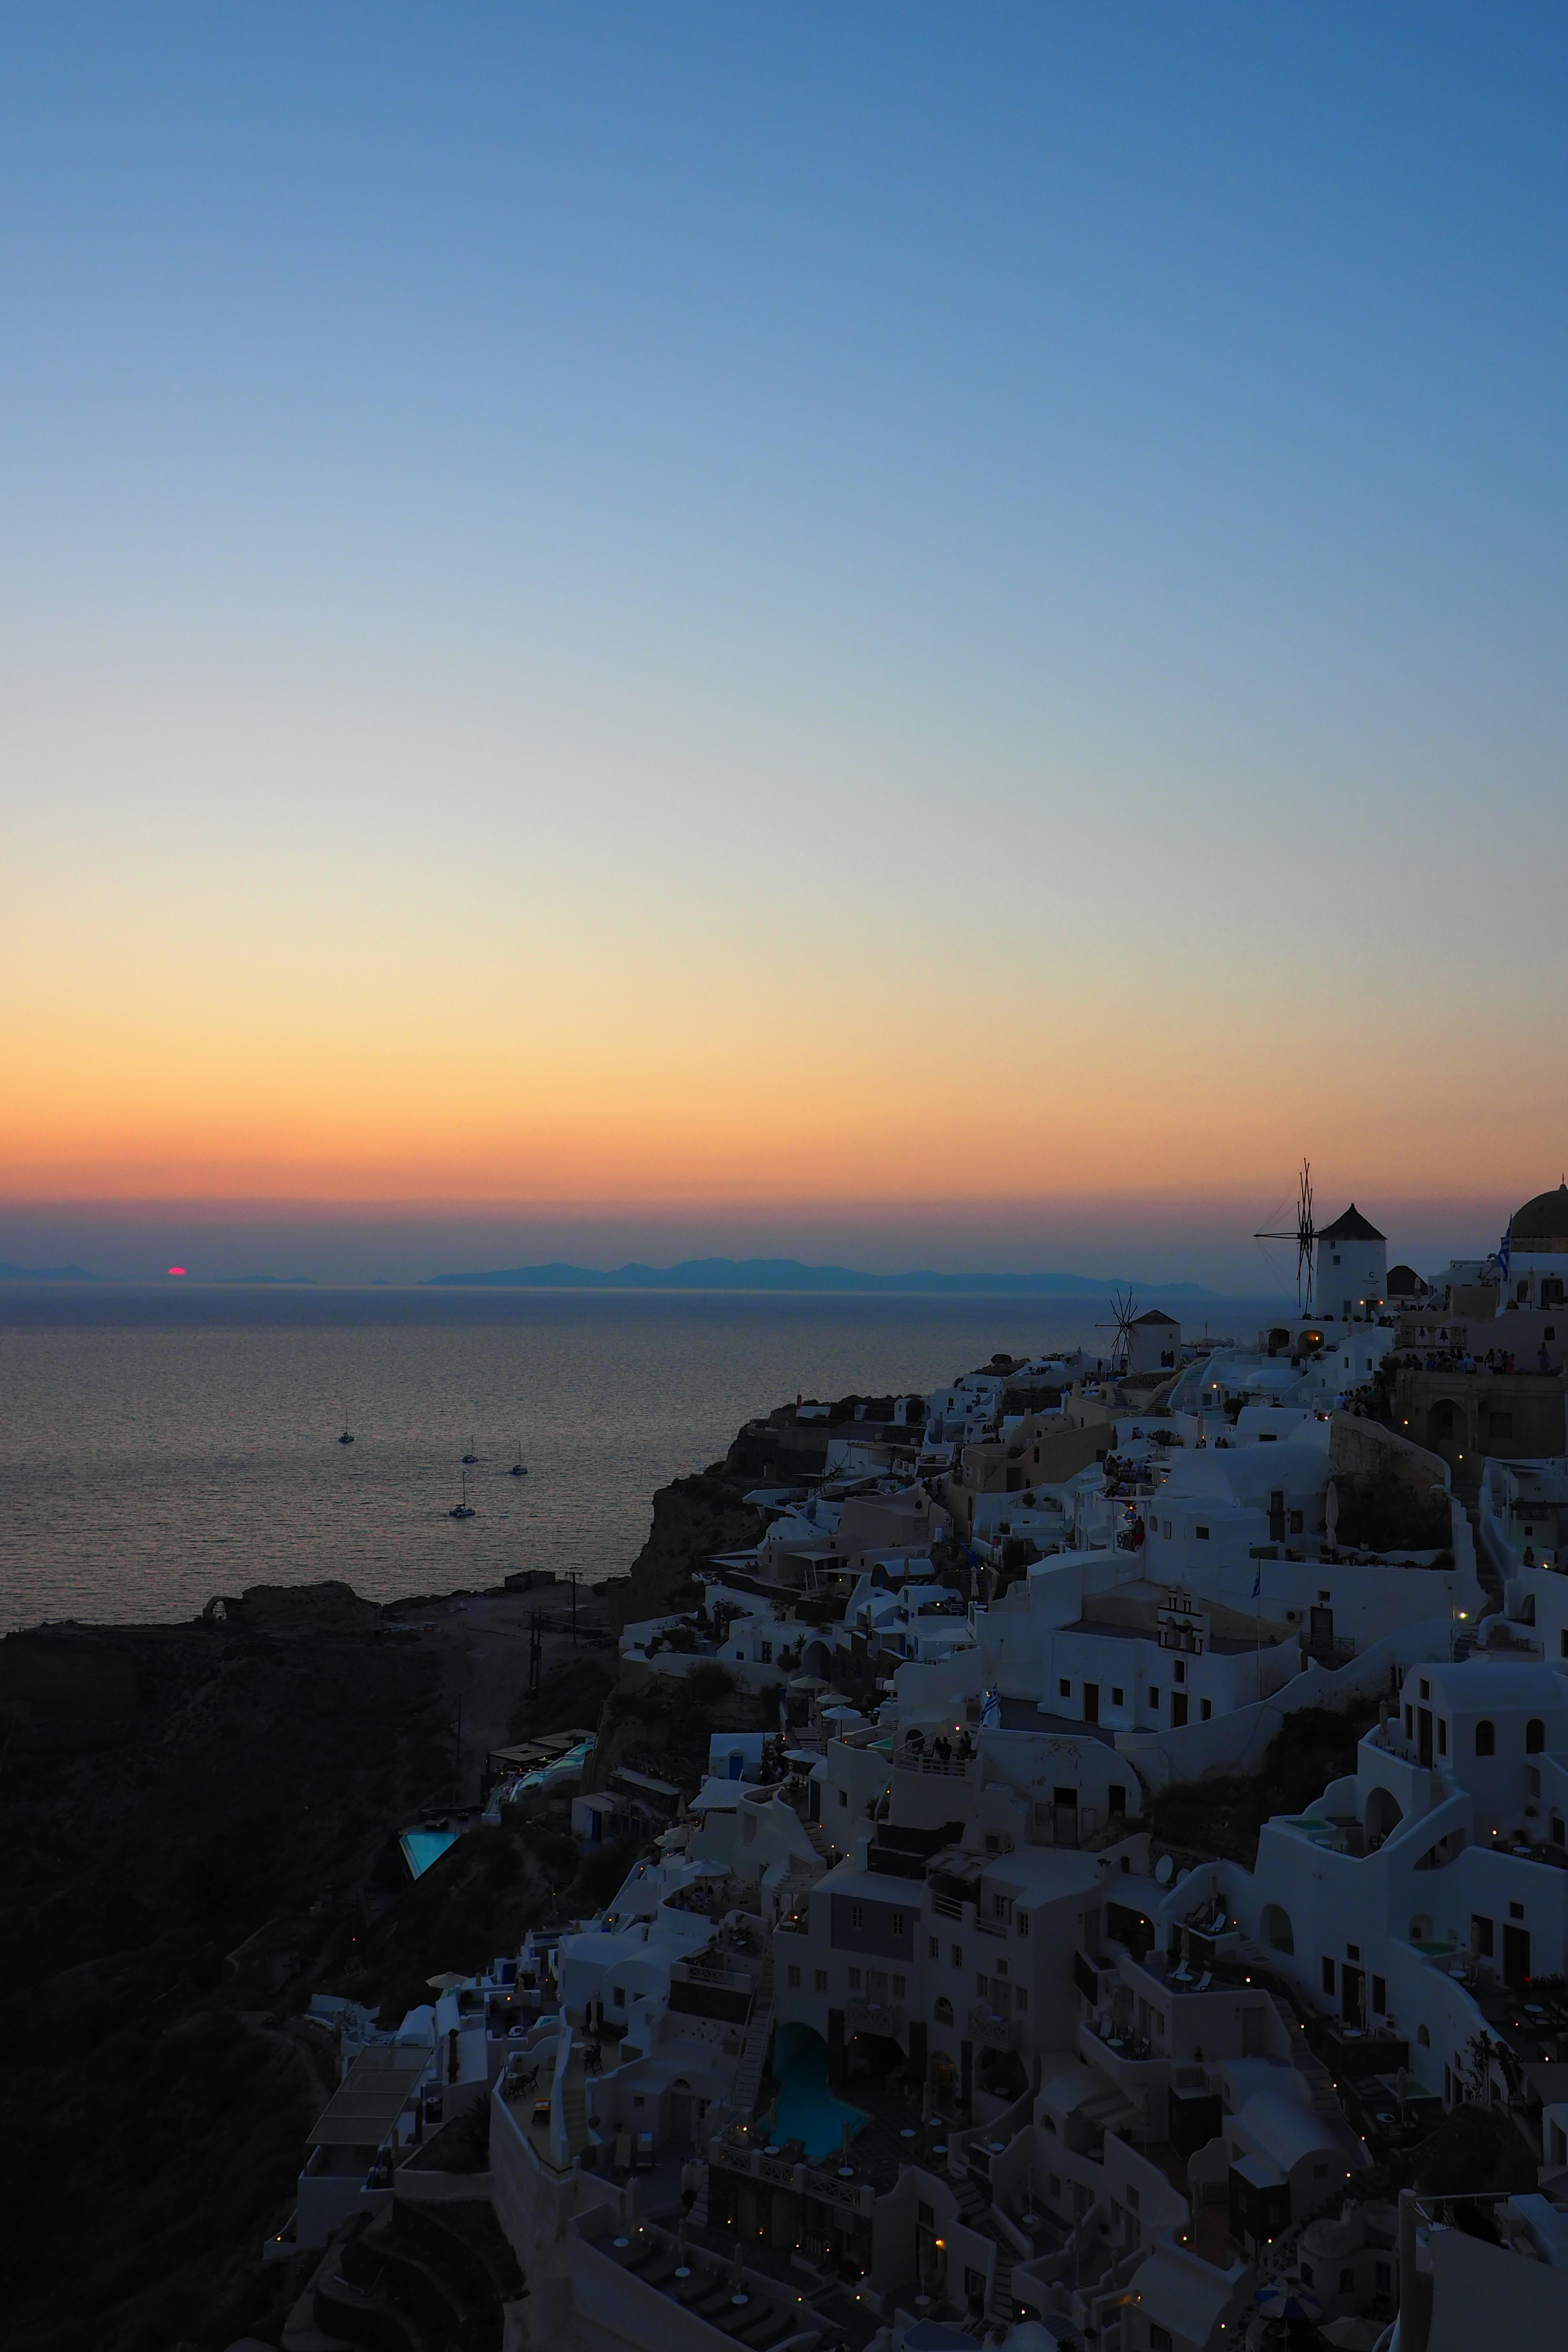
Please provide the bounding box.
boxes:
[425,1256,1223,1296]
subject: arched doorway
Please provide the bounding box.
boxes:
[1425,1397,1467,1470]
[1365,1786,1404,1849]
[1261,1903,1294,1956]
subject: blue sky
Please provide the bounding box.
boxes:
[1,3,1564,1278]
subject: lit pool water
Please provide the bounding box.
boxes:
[772,2021,868,2162]
[400,1827,459,1878]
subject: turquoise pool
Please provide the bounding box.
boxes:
[400,1827,459,1879]
[772,2022,868,2162]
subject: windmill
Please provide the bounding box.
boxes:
[1098,1288,1140,1376]
[1255,1158,1316,1313]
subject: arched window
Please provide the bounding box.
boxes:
[1417,2023,1431,2047]
[1474,1720,1495,1757]
[1527,1718,1546,1754]
[934,1996,953,2027]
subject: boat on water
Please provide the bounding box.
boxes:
[510,1438,528,1478]
[339,1424,354,1445]
[449,1473,475,1521]
[461,1433,479,1465]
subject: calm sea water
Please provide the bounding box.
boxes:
[0,1285,1130,1632]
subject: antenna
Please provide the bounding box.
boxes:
[1254,1158,1316,1312]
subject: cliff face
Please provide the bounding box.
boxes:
[608,1468,764,1630]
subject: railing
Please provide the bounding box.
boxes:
[968,2003,1021,2051]
[846,1999,904,2037]
[895,1752,972,1776]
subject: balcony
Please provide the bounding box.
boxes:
[846,1998,905,2038]
[968,2003,1021,2051]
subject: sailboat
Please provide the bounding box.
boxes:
[510,1438,528,1478]
[449,1473,475,1521]
[339,1419,354,1445]
[461,1433,479,1465]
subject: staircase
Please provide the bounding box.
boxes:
[730,1946,776,2120]
[803,1819,833,1862]
[952,2169,1021,2321]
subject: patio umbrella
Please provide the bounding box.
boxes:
[1254,2282,1323,2322]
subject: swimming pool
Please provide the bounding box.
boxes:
[399,1827,459,1879]
[771,2021,868,2162]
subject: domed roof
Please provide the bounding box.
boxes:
[1512,1182,1568,1247]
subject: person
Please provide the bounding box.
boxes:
[1540,1344,1552,1374]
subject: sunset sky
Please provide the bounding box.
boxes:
[2,5,1565,1283]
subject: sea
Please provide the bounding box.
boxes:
[0,1285,1251,1634]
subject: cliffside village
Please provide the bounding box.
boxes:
[279,1185,1568,2352]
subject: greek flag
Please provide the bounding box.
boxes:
[1498,1218,1512,1284]
[1252,1561,1262,1600]
[981,1687,1002,1729]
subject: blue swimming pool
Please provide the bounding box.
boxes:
[400,1827,459,1879]
[772,2021,868,2162]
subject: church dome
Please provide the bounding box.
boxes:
[1512,1183,1568,1250]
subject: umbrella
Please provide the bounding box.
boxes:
[1254,2282,1322,2322]
[427,1971,468,1991]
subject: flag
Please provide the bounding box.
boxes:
[1252,1561,1262,1600]
[981,1688,1001,1729]
[1499,1218,1512,1284]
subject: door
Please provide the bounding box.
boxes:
[1341,1963,1365,2027]
[1084,1682,1100,1724]
[1503,1924,1532,1987]
[867,1969,889,2006]
[1172,1692,1189,1728]
[1418,1708,1434,1767]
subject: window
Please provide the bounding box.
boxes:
[892,1974,906,1995]
[1420,1679,1430,1700]
[1475,1720,1495,1757]
[918,2202,934,2229]
[1347,1942,1360,1961]
[993,1894,1009,1920]
[850,1904,864,1930]
[1322,1958,1336,1994]
[929,1936,939,1958]
[1200,1699,1212,1721]
[1059,1678,1071,1699]
[814,1969,828,1993]
[976,1972,989,1996]
[1472,1915,1494,1958]
[1404,1705,1413,1737]
[1174,1659,1186,1684]
[1370,1973,1385,2013]
[1290,1510,1304,1535]
[1510,1900,1524,1921]
[1438,1718,1448,1755]
[1149,1686,1160,1709]
[1151,2327,1173,2352]
[848,1967,862,1991]
[934,1996,953,2025]
[1196,1525,1209,1540]
[951,1944,962,1968]
[891,1911,906,1936]
[1016,1988,1027,2010]
[1017,1911,1029,1936]
[759,1641,772,1663]
[633,2094,645,2108]
[787,1964,801,1989]
[1527,1718,1546,1754]
[1109,1785,1126,1816]
[839,1788,849,1807]
[613,1985,626,2007]
[1111,1686,1124,1706]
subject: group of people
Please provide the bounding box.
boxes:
[904,1724,974,1764]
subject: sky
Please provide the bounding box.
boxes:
[1,3,1564,1284]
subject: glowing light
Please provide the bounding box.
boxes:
[167,1264,186,1276]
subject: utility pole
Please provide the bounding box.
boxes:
[454,1694,463,1804]
[528,1609,542,1697]
[568,1570,580,1644]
